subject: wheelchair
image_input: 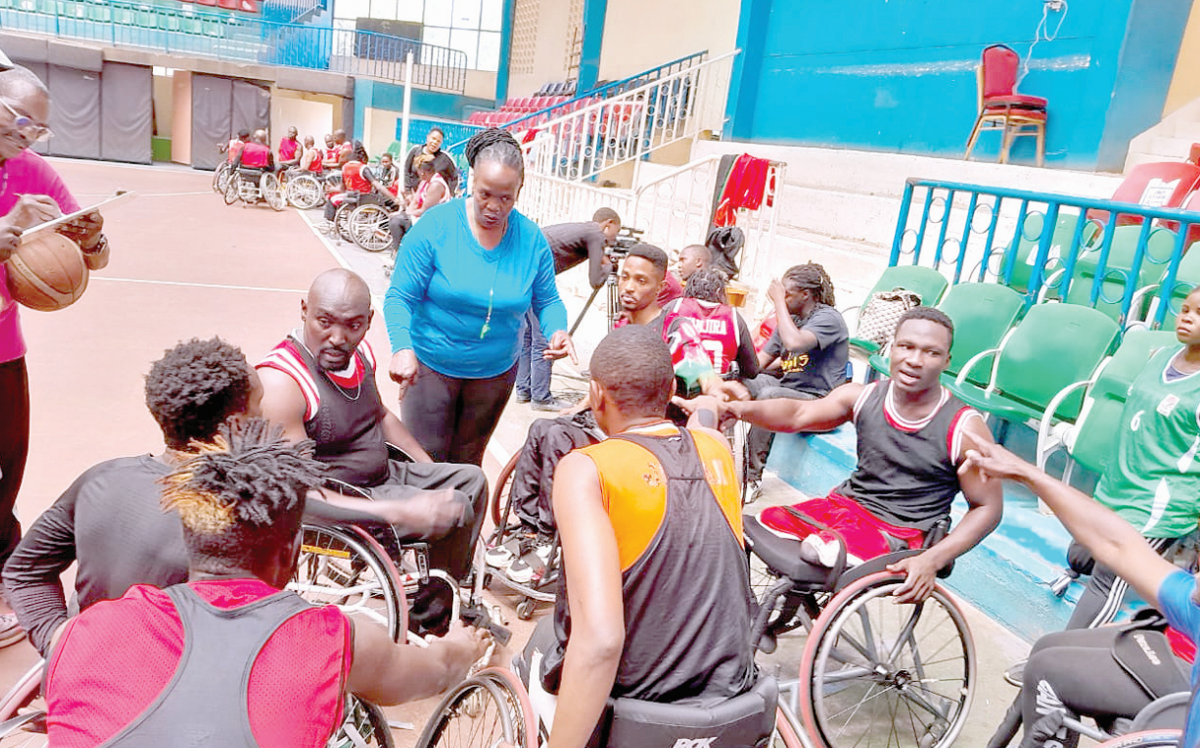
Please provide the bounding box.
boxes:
[347,200,394,253]
[223,167,286,211]
[289,443,507,646]
[0,660,396,746]
[746,508,976,748]
[286,170,327,210]
[211,160,233,195]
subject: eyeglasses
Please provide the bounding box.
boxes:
[0,99,52,143]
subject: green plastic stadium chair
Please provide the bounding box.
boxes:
[867,281,1026,385]
[386,141,403,158]
[1036,328,1178,480]
[1139,247,1200,331]
[946,303,1119,428]
[847,265,949,356]
[1052,226,1175,323]
[992,210,1089,294]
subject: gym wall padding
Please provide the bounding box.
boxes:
[100,63,152,164]
[231,79,270,139]
[190,75,233,171]
[46,65,101,160]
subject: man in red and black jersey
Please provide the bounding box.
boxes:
[233,129,274,174]
[44,420,488,746]
[687,306,1002,603]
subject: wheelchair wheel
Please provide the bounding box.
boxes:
[325,171,343,191]
[490,450,522,528]
[349,203,392,252]
[0,662,46,745]
[415,667,535,748]
[290,524,405,642]
[773,705,805,748]
[212,162,231,194]
[334,203,356,242]
[288,173,325,210]
[799,571,974,748]
[1094,730,1182,748]
[328,695,395,748]
[260,173,286,212]
[223,175,241,205]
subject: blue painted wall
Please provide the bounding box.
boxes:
[726,0,1193,171]
[352,78,494,143]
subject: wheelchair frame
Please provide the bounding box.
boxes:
[484,450,562,620]
[223,168,286,211]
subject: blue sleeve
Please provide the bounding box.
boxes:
[529,229,568,340]
[384,217,438,352]
[1158,570,1200,643]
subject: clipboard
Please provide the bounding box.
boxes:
[19,190,137,244]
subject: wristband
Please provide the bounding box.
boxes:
[697,409,717,429]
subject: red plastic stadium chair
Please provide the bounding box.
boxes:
[1087,161,1200,228]
[964,44,1048,167]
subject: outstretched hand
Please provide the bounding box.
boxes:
[958,437,1032,485]
[388,350,419,402]
[886,553,939,604]
[543,330,578,365]
[672,395,737,430]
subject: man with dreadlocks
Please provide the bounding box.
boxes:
[742,262,849,502]
[43,419,489,746]
[4,338,260,655]
[679,307,1002,603]
[661,268,759,382]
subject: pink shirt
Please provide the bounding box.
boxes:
[0,150,81,363]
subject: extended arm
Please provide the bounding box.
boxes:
[963,441,1178,605]
[585,227,609,289]
[2,488,80,656]
[381,409,432,463]
[728,383,862,433]
[547,453,625,748]
[734,314,760,379]
[348,620,487,705]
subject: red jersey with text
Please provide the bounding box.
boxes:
[240,142,271,168]
[45,578,351,748]
[662,298,740,375]
[342,161,371,192]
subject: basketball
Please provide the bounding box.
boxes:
[4,232,89,311]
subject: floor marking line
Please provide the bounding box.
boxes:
[91,276,306,293]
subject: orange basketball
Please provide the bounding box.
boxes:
[4,233,89,311]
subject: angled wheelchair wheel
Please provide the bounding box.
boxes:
[773,705,805,748]
[289,524,405,642]
[415,667,535,748]
[328,695,395,748]
[1094,730,1182,748]
[287,173,324,210]
[212,162,231,194]
[223,175,241,205]
[489,450,522,528]
[334,203,356,242]
[799,571,974,748]
[260,173,286,212]
[0,662,47,746]
[349,203,392,252]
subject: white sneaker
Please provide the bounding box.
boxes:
[508,541,554,584]
[799,535,843,568]
[485,537,523,569]
[0,613,25,648]
[744,480,762,504]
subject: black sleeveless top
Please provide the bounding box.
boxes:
[836,382,973,531]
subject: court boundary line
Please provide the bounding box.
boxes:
[91,276,306,293]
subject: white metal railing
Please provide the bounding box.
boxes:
[518,51,737,183]
[521,153,785,323]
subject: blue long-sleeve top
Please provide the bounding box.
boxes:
[384,199,569,379]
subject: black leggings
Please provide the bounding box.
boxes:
[1018,626,1185,748]
[401,360,518,466]
[0,358,28,571]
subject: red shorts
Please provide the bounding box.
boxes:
[759,493,925,564]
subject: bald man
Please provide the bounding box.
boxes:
[257,269,487,591]
[677,244,712,284]
[0,64,109,646]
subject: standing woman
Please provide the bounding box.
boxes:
[384,129,575,466]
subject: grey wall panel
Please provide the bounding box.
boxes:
[191,74,232,170]
[46,65,100,159]
[0,36,48,63]
[13,61,50,156]
[231,79,269,137]
[100,62,151,164]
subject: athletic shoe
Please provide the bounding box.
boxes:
[799,535,842,568]
[1003,659,1026,688]
[532,397,568,412]
[485,536,524,569]
[513,391,531,404]
[0,613,25,648]
[743,480,762,504]
[508,540,554,584]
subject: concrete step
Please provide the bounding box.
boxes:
[1146,135,1197,160]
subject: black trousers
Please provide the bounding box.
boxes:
[402,360,518,467]
[0,358,28,571]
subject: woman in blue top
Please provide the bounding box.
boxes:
[384,129,575,466]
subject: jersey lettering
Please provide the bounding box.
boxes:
[1131,409,1144,432]
[672,739,717,748]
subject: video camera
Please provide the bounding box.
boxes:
[607,226,645,261]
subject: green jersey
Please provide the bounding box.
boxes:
[1095,345,1200,538]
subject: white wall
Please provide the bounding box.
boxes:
[597,0,738,81]
[270,89,338,148]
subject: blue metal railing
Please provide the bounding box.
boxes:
[447,49,709,153]
[260,0,323,25]
[0,0,467,91]
[891,178,1200,328]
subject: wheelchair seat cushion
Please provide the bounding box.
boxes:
[743,515,832,586]
[607,674,778,748]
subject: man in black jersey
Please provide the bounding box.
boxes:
[3,338,262,655]
[682,306,1002,602]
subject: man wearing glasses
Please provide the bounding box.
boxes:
[0,59,109,648]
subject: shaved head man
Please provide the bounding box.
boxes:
[257,269,488,594]
[678,244,712,283]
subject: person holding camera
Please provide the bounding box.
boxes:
[515,208,623,411]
